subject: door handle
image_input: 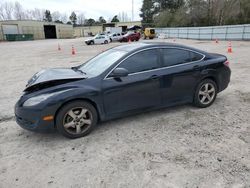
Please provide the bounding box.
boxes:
[150,75,159,80]
[193,65,200,70]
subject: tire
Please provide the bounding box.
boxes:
[56,101,98,139]
[90,41,94,45]
[110,38,112,42]
[104,40,108,44]
[194,79,218,108]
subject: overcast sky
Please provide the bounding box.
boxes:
[11,0,142,21]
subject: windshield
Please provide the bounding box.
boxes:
[78,49,127,77]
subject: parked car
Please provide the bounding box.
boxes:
[144,28,156,39]
[85,34,110,45]
[109,32,123,42]
[119,32,140,42]
[15,43,231,138]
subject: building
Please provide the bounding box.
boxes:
[0,20,73,41]
[73,21,142,37]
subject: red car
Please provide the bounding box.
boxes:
[119,32,141,42]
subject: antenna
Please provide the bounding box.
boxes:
[132,0,134,21]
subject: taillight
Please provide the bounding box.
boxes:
[224,60,230,67]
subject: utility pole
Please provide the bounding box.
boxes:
[132,0,134,21]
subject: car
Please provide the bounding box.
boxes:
[85,34,110,45]
[119,32,141,42]
[109,32,123,42]
[15,43,231,139]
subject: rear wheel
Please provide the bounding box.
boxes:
[90,41,94,45]
[194,79,217,108]
[56,101,98,139]
[104,40,108,44]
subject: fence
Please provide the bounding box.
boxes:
[155,24,250,41]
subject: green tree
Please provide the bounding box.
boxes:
[140,0,156,27]
[84,18,95,26]
[54,20,63,24]
[156,0,185,12]
[44,10,52,22]
[99,16,106,24]
[69,11,77,25]
[111,15,119,22]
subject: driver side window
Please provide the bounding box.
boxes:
[118,49,159,74]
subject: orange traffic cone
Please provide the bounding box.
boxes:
[227,41,232,53]
[58,44,61,51]
[72,45,76,55]
[128,38,131,43]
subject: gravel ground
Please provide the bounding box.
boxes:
[0,38,249,188]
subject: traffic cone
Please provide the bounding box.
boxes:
[72,45,76,55]
[128,38,131,43]
[215,39,219,44]
[227,41,232,53]
[58,44,61,51]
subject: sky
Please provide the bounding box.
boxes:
[12,0,143,21]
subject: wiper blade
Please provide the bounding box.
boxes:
[71,67,86,75]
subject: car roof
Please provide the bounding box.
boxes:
[113,42,208,55]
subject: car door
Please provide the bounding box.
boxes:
[102,49,162,116]
[96,36,105,44]
[159,48,205,105]
[94,36,101,44]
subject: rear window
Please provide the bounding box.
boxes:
[150,29,155,34]
[162,48,203,67]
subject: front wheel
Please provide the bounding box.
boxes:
[56,101,98,139]
[104,40,108,44]
[194,79,217,108]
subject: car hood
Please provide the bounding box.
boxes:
[85,38,94,42]
[25,68,86,92]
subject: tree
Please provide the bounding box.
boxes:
[55,20,63,24]
[99,16,106,24]
[140,0,156,27]
[51,11,61,22]
[69,11,77,25]
[2,1,14,20]
[14,1,24,20]
[77,12,85,25]
[44,10,52,22]
[155,0,184,12]
[111,15,119,22]
[60,13,68,23]
[31,8,45,21]
[84,18,95,26]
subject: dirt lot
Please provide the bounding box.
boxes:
[0,38,249,188]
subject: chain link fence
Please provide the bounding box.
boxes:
[155,24,250,41]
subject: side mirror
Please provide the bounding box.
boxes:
[110,68,129,78]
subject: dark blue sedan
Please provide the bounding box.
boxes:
[15,43,231,138]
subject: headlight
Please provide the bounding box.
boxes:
[23,90,68,107]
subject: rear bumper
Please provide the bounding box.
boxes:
[218,66,231,92]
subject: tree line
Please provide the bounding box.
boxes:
[0,1,126,26]
[140,0,250,27]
